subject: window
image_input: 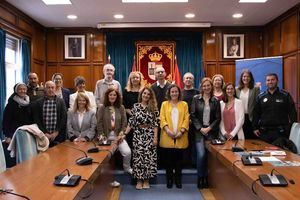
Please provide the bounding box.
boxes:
[5,34,21,102]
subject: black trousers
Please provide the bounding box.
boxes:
[243,114,258,139]
[161,147,184,180]
[259,126,289,144]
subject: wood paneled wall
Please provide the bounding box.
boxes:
[0,1,45,82]
[45,29,106,91]
[264,4,300,120]
[202,28,263,84]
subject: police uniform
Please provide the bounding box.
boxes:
[252,87,297,143]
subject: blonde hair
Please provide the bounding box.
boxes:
[212,74,225,88]
[200,77,214,97]
[73,92,91,112]
[125,71,145,92]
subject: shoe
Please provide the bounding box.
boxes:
[175,178,182,189]
[197,177,203,189]
[124,168,133,174]
[110,181,120,187]
[167,179,173,189]
[136,181,143,190]
[143,180,150,189]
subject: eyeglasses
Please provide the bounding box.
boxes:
[156,71,165,74]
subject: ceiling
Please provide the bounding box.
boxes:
[6,0,300,28]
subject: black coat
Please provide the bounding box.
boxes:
[2,97,31,138]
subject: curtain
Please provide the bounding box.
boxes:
[0,29,6,139]
[105,31,203,89]
[21,39,30,83]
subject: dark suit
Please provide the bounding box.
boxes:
[31,97,67,144]
[62,87,70,109]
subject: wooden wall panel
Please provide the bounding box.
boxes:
[264,24,281,56]
[59,65,92,90]
[281,14,298,54]
[18,18,32,34]
[247,32,263,58]
[0,5,16,25]
[33,27,45,61]
[32,61,45,84]
[204,31,217,61]
[219,63,235,84]
[93,33,105,62]
[204,63,217,79]
[46,31,57,62]
[283,55,298,101]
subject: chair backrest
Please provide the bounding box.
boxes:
[289,122,300,154]
[0,142,6,173]
[15,129,38,163]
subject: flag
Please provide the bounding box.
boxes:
[173,55,184,89]
[131,55,136,72]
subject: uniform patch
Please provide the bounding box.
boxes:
[263,98,268,102]
[276,99,283,103]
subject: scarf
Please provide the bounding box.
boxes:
[13,95,30,106]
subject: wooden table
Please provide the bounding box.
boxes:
[207,140,300,200]
[0,141,117,200]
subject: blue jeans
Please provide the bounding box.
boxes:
[195,137,207,177]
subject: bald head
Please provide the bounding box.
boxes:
[28,73,39,87]
[44,81,55,97]
[155,66,166,81]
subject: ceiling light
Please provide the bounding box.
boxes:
[114,14,124,19]
[97,22,210,29]
[67,15,77,19]
[122,0,188,3]
[232,13,243,18]
[42,0,72,5]
[185,13,195,19]
[239,0,268,3]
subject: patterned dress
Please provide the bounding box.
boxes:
[128,103,159,180]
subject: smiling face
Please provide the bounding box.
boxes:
[183,73,194,88]
[45,81,56,97]
[16,84,27,98]
[131,73,141,87]
[170,86,179,101]
[104,65,115,80]
[242,72,251,86]
[266,75,278,90]
[77,96,87,109]
[202,80,212,95]
[53,74,63,87]
[225,84,235,98]
[28,73,39,87]
[155,67,166,81]
[141,88,151,104]
[108,90,117,105]
[213,76,223,89]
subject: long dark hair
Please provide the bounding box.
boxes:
[223,82,237,103]
[165,84,182,101]
[103,88,122,108]
[238,69,255,90]
[138,87,158,112]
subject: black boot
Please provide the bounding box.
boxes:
[203,176,209,188]
[166,169,173,189]
[175,177,182,188]
[197,177,204,189]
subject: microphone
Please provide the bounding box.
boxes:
[87,140,100,153]
[232,140,244,152]
[61,144,93,165]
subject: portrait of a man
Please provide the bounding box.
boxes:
[64,35,85,59]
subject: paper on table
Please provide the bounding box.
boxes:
[258,156,281,162]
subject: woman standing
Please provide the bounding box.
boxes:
[2,83,31,167]
[220,83,245,140]
[191,78,221,189]
[67,93,97,142]
[52,73,70,108]
[123,71,145,149]
[212,74,225,101]
[124,87,159,189]
[97,88,132,174]
[236,69,260,139]
[160,84,189,189]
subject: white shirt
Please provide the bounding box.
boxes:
[240,89,249,114]
[77,110,86,130]
[171,107,179,133]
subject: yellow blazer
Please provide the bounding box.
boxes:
[159,101,189,149]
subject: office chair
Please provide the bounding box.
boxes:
[289,122,300,154]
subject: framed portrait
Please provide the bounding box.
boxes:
[223,34,244,58]
[64,35,85,59]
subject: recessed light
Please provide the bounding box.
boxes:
[122,0,188,2]
[239,0,267,3]
[114,14,124,19]
[233,13,243,19]
[67,15,77,20]
[185,13,195,19]
[42,0,72,5]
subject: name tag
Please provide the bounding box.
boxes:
[275,99,283,103]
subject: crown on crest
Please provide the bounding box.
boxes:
[149,52,162,62]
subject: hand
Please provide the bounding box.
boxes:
[153,137,158,146]
[200,127,211,136]
[253,130,260,137]
[225,133,233,141]
[74,137,87,142]
[175,132,183,139]
[45,133,52,141]
[4,137,11,144]
[166,130,175,139]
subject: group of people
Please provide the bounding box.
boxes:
[2,63,297,190]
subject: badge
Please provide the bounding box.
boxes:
[275,99,283,103]
[263,98,268,102]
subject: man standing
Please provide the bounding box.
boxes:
[252,73,297,143]
[31,81,67,146]
[94,64,122,107]
[151,66,171,111]
[182,72,199,112]
[27,72,44,102]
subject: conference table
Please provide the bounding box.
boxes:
[207,140,300,200]
[0,141,117,200]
